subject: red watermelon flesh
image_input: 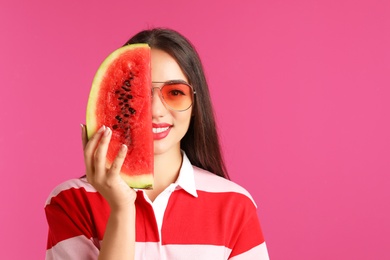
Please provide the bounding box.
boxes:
[86,44,153,189]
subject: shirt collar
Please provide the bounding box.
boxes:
[174,151,198,198]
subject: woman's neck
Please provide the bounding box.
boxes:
[145,147,183,201]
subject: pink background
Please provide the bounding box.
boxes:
[1,0,389,259]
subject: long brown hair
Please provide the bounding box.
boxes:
[125,28,229,179]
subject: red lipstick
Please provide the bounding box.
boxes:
[152,123,172,140]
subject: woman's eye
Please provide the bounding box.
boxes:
[169,90,185,96]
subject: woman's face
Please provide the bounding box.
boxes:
[151,48,193,155]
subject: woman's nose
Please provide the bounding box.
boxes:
[151,88,167,116]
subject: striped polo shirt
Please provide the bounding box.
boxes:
[45,153,269,259]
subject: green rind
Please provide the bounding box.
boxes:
[120,172,154,189]
[86,43,150,139]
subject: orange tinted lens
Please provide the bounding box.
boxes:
[161,83,193,110]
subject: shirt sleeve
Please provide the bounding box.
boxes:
[228,206,270,259]
[45,185,107,260]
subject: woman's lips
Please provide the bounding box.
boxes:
[152,123,172,140]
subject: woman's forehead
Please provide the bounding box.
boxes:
[151,49,188,83]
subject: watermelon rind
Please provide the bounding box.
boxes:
[121,173,154,189]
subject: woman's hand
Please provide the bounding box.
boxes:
[82,124,136,260]
[81,124,137,210]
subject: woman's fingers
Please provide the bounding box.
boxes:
[109,144,128,174]
[82,125,128,188]
[81,124,88,149]
[93,127,112,177]
[81,124,134,209]
[84,125,106,177]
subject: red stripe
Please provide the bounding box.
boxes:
[45,187,109,249]
[162,190,264,254]
[135,191,160,242]
[45,187,161,249]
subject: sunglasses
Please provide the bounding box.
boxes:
[152,80,196,111]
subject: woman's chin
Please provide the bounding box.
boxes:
[153,141,180,156]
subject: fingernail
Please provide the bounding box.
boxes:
[80,124,84,129]
[121,144,128,152]
[104,127,111,136]
[98,125,105,133]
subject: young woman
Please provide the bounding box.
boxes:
[45,28,269,259]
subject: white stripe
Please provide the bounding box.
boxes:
[136,242,233,259]
[46,235,99,260]
[193,166,257,206]
[45,178,97,205]
[47,237,267,259]
[162,244,232,260]
[134,242,161,260]
[229,242,270,260]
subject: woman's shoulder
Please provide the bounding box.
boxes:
[192,166,257,207]
[45,177,97,206]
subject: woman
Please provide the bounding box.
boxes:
[45,28,269,259]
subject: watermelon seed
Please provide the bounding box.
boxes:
[124,114,130,117]
[129,107,136,114]
[115,90,120,94]
[122,86,130,92]
[120,93,125,96]
[127,94,133,99]
[123,99,128,103]
[112,125,118,130]
[119,102,123,106]
[124,80,130,86]
[124,104,129,107]
[118,97,123,100]
[115,115,122,122]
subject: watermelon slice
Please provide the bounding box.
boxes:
[86,44,153,189]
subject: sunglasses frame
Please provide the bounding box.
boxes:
[151,80,196,112]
